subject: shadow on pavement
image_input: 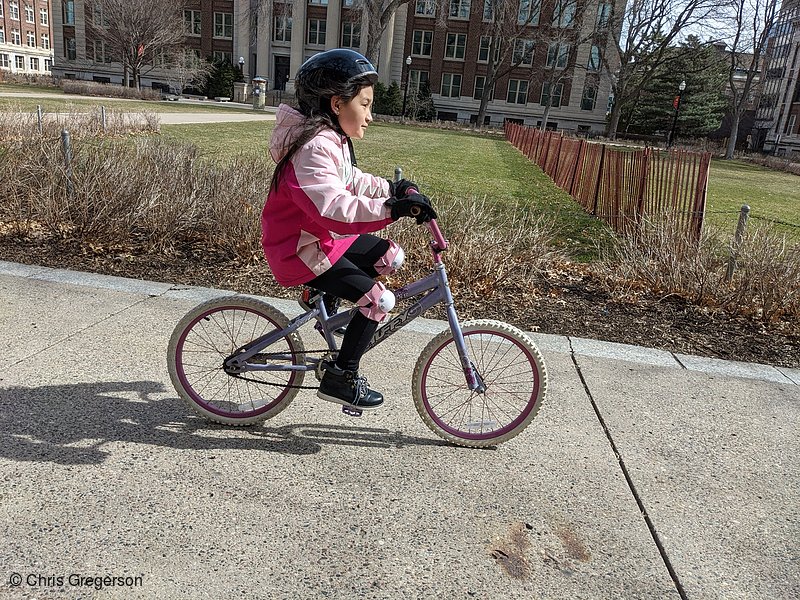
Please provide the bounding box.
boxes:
[0,381,448,465]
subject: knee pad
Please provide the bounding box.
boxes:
[357,282,396,322]
[374,240,405,276]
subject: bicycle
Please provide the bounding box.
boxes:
[167,217,548,448]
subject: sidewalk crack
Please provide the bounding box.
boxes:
[567,336,689,600]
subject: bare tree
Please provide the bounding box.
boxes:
[90,0,187,90]
[721,0,779,158]
[602,0,721,139]
[164,50,215,95]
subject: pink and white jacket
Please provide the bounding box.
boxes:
[261,104,394,286]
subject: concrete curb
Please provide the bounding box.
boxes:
[1,259,796,386]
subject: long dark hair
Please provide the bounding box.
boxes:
[269,73,376,194]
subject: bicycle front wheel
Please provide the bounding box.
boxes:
[412,319,547,448]
[167,296,305,425]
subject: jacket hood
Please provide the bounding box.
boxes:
[269,103,346,163]
[269,104,306,163]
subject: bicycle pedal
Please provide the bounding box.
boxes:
[342,406,363,417]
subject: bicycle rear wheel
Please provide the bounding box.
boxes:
[412,319,547,448]
[167,296,305,425]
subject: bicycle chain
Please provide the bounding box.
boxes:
[227,348,333,390]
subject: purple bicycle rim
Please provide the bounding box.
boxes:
[421,329,540,441]
[176,305,296,418]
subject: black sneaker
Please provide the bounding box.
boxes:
[317,362,384,410]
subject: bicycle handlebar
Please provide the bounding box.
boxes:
[402,187,447,252]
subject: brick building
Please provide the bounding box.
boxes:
[400,0,618,131]
[47,0,619,133]
[754,0,800,155]
[0,0,54,75]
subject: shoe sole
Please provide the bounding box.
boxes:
[316,391,383,410]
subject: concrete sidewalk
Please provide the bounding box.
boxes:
[0,261,797,599]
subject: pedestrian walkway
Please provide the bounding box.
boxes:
[0,260,797,600]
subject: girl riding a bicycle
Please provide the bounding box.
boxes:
[262,49,437,412]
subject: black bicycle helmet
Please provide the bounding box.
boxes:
[295,49,378,117]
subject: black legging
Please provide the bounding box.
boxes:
[307,234,390,372]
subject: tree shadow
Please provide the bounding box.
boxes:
[0,381,450,465]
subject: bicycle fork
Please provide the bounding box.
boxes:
[436,264,486,394]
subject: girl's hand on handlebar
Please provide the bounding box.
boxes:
[387,178,419,199]
[385,193,437,224]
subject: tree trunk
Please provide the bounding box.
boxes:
[606,97,621,140]
[477,89,491,129]
[725,112,741,159]
[541,103,552,131]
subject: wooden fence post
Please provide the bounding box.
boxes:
[592,144,606,216]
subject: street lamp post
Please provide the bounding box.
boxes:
[401,55,412,122]
[238,56,245,81]
[668,80,686,148]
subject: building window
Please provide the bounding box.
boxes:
[40,7,48,26]
[441,73,462,97]
[342,22,361,48]
[553,0,576,27]
[212,51,232,64]
[478,36,500,63]
[41,33,50,49]
[11,29,21,45]
[546,43,569,69]
[63,1,74,25]
[596,2,611,28]
[507,79,528,104]
[445,33,467,60]
[25,4,34,22]
[518,0,540,26]
[412,30,433,57]
[308,19,326,45]
[449,0,470,19]
[0,3,3,17]
[15,55,24,70]
[483,0,494,21]
[581,85,597,110]
[44,58,51,71]
[214,13,233,39]
[588,45,600,71]
[415,0,436,17]
[274,15,292,42]
[0,28,4,44]
[474,75,495,100]
[65,37,76,60]
[0,54,9,69]
[409,69,429,93]
[10,1,19,20]
[541,82,563,107]
[513,39,534,66]
[27,31,35,47]
[92,40,105,63]
[184,10,201,35]
[309,0,328,4]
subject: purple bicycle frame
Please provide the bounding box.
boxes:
[223,220,481,391]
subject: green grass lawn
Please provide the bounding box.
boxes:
[160,120,610,260]
[706,159,800,238]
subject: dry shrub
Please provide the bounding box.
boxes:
[596,215,800,322]
[61,80,162,101]
[386,194,564,301]
[0,136,270,260]
[0,72,56,87]
[0,104,160,140]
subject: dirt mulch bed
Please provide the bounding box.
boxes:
[3,236,798,369]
